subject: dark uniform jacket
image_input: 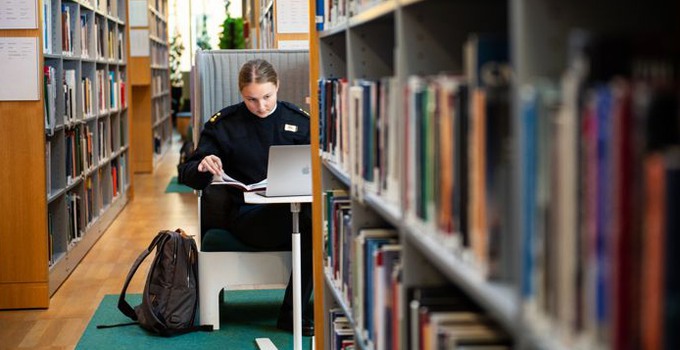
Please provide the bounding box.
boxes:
[178,101,310,226]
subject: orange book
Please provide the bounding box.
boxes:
[469,89,487,274]
[641,153,665,350]
[437,78,455,233]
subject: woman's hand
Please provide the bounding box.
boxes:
[198,155,223,175]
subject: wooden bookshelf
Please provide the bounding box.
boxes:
[0,88,49,308]
[0,0,131,309]
[310,0,680,349]
[129,0,170,173]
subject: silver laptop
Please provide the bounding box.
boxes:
[260,144,312,197]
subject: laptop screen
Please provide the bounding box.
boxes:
[264,144,312,197]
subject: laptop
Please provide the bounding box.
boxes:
[258,144,312,197]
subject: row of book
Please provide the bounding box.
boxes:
[321,31,680,349]
[323,190,514,349]
[43,0,125,60]
[153,95,170,123]
[152,72,169,96]
[315,0,386,31]
[150,12,168,41]
[329,309,355,350]
[44,66,126,133]
[110,157,125,198]
[44,65,58,134]
[66,191,83,247]
[95,0,120,19]
[318,34,512,282]
[65,125,94,185]
[259,9,275,49]
[318,78,400,205]
[151,42,169,68]
[519,32,680,349]
[49,119,120,189]
[47,156,126,267]
[407,286,511,350]
[323,189,403,350]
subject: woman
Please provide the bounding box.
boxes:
[178,59,313,335]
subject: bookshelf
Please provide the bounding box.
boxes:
[310,0,680,349]
[247,0,309,49]
[129,0,170,173]
[0,0,131,309]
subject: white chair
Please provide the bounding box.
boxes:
[196,184,291,330]
[190,49,309,330]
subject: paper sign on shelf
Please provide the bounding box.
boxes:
[130,29,150,57]
[0,0,38,29]
[276,0,309,34]
[0,37,39,101]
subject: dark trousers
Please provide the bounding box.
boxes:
[231,203,313,317]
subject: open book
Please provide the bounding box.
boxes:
[212,171,267,191]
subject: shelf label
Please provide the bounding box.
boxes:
[0,37,39,101]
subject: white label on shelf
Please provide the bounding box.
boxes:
[130,29,150,57]
[276,0,308,33]
[129,0,149,27]
[0,0,37,29]
[0,37,39,101]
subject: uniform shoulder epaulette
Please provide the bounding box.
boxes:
[208,104,240,124]
[281,101,310,118]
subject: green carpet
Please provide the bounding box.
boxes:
[77,289,312,350]
[165,176,194,193]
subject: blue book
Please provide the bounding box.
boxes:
[359,80,375,183]
[315,0,324,31]
[519,84,538,299]
[595,84,612,328]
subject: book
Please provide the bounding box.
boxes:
[407,286,480,350]
[374,244,401,350]
[662,147,680,350]
[212,171,267,191]
[641,152,665,350]
[353,228,397,341]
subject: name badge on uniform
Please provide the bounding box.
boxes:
[284,124,298,132]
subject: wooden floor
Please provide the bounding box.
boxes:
[0,136,198,350]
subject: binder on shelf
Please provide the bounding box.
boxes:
[44,65,57,134]
[42,0,53,54]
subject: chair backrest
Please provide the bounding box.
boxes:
[191,49,310,144]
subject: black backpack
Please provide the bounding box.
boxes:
[98,229,212,336]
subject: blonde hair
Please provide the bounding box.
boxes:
[238,59,278,91]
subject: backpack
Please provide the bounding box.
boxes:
[98,229,212,336]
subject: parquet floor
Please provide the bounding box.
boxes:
[0,136,198,350]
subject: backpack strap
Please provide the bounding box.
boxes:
[158,324,214,336]
[118,231,170,320]
[96,321,139,329]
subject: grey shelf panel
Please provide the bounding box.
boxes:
[323,272,372,350]
[48,192,129,295]
[402,226,520,335]
[348,0,398,28]
[322,158,351,187]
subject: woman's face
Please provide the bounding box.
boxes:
[241,81,279,118]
